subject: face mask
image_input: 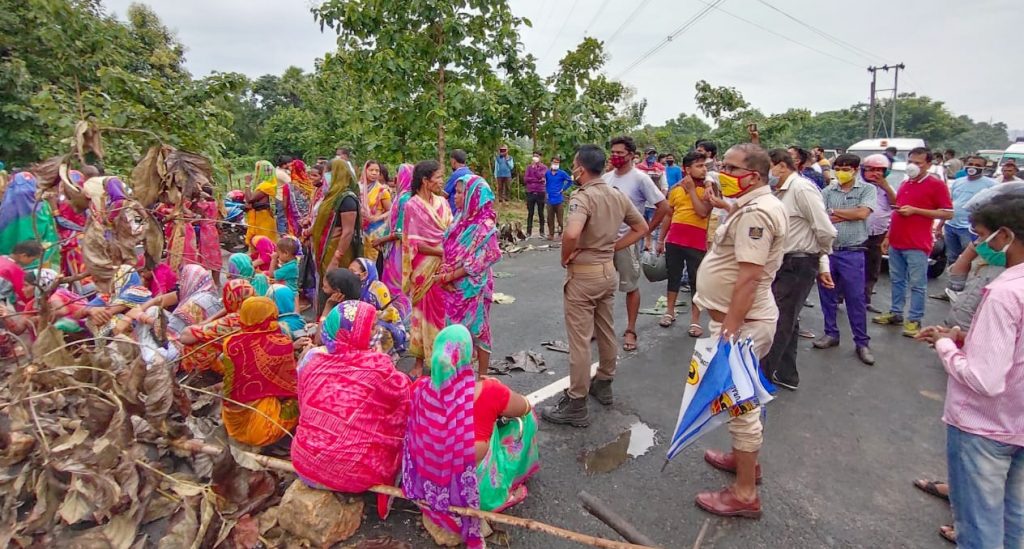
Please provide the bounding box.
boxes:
[610,155,629,169]
[551,163,560,171]
[835,170,855,185]
[719,171,756,198]
[647,154,657,164]
[571,166,584,183]
[966,166,982,177]
[975,229,1013,267]
[768,174,780,187]
[666,159,675,166]
[532,156,540,163]
[905,163,922,179]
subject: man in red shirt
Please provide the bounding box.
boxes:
[873,147,953,337]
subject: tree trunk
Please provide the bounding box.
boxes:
[531,110,538,152]
[437,65,446,164]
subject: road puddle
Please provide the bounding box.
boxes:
[581,421,657,474]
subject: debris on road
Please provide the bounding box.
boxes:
[492,292,516,304]
[489,351,547,374]
[541,340,570,354]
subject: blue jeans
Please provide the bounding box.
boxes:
[275,198,288,235]
[887,248,928,321]
[947,425,1024,549]
[944,225,976,264]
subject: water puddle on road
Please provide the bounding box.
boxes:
[580,421,657,474]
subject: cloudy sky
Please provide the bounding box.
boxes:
[103,0,1023,135]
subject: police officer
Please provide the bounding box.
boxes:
[541,144,647,427]
[691,144,788,519]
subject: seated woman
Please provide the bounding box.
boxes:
[350,258,408,357]
[292,300,411,493]
[403,325,539,545]
[220,296,299,447]
[228,252,270,295]
[166,265,222,336]
[82,265,152,336]
[319,268,362,322]
[178,279,255,374]
[268,284,306,339]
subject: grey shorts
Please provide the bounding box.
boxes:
[613,246,641,293]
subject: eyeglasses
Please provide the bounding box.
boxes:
[862,167,885,172]
[720,163,753,175]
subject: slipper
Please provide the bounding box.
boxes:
[659,314,676,328]
[939,524,956,544]
[688,323,704,338]
[622,329,638,352]
[913,479,949,501]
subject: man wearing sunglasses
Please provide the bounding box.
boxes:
[692,143,788,519]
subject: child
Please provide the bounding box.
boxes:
[195,185,223,287]
[271,236,300,293]
[10,240,44,269]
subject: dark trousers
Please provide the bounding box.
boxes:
[864,233,885,304]
[762,254,819,385]
[664,243,704,294]
[820,249,870,348]
[526,192,545,235]
[546,203,564,236]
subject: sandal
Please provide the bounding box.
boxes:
[622,329,638,352]
[688,323,704,338]
[659,314,676,328]
[913,479,950,501]
[939,524,956,544]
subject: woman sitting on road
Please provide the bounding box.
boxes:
[177,279,255,374]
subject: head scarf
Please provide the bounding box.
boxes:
[238,296,278,331]
[402,324,482,548]
[223,279,255,314]
[289,159,314,197]
[224,296,297,403]
[311,159,361,276]
[269,284,306,336]
[396,163,413,196]
[228,253,255,279]
[109,265,151,308]
[177,264,215,303]
[321,300,378,354]
[0,172,59,267]
[251,235,276,271]
[354,257,380,304]
[440,174,500,296]
[253,160,276,197]
[325,268,362,302]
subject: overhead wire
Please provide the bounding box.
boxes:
[583,0,613,37]
[755,0,884,64]
[541,0,582,61]
[614,0,724,79]
[604,0,654,46]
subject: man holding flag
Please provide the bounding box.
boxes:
[691,143,788,518]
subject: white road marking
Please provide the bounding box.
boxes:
[526,362,599,405]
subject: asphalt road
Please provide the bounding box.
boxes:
[351,242,955,549]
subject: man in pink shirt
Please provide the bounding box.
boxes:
[916,197,1024,548]
[872,147,952,337]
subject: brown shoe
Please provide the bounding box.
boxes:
[695,486,762,519]
[703,449,762,484]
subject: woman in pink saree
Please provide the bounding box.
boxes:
[375,163,413,319]
[402,160,452,378]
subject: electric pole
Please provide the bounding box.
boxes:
[867,63,905,138]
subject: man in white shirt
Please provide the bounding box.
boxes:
[602,136,670,352]
[996,160,1023,184]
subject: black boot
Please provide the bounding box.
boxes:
[588,378,613,406]
[541,390,590,427]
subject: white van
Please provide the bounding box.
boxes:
[846,138,927,189]
[998,142,1024,170]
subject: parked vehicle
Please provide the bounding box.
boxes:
[977,149,1004,177]
[847,138,926,189]
[998,141,1024,171]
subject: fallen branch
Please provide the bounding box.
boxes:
[172,439,656,549]
[578,490,660,547]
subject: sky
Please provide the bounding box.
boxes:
[103,0,1023,136]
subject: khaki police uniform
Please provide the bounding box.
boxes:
[693,185,788,452]
[564,180,645,399]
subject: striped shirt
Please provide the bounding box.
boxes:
[820,179,877,248]
[938,262,1024,446]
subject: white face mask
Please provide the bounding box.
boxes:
[905,163,922,179]
[532,156,540,163]
[551,163,560,170]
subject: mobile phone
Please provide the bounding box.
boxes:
[747,122,758,133]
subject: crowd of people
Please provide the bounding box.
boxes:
[0,128,1020,546]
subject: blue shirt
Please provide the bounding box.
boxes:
[494,155,514,178]
[544,169,573,205]
[665,165,683,189]
[948,176,996,229]
[444,166,472,212]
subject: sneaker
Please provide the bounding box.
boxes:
[771,372,799,391]
[588,378,613,406]
[902,320,922,338]
[540,390,590,427]
[872,312,904,325]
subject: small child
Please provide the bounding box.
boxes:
[271,236,300,293]
[10,240,43,269]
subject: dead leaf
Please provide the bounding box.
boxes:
[58,477,92,524]
[211,449,279,518]
[157,501,198,549]
[143,363,174,424]
[230,514,260,549]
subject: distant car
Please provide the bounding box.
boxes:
[998,142,1024,173]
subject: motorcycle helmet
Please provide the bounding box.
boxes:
[640,249,667,283]
[861,153,891,179]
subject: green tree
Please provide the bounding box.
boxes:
[694,80,749,123]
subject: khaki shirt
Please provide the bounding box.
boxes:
[694,186,788,322]
[774,172,836,256]
[566,180,645,264]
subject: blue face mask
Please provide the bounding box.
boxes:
[768,174,780,188]
[647,154,657,165]
[975,228,1012,267]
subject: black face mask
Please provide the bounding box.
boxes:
[666,160,675,166]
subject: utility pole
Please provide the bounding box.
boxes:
[867,63,905,138]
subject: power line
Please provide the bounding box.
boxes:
[541,0,582,60]
[614,0,724,78]
[604,0,654,46]
[697,1,863,69]
[756,0,884,64]
[583,0,613,37]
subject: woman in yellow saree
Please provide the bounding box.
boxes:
[245,160,279,249]
[402,160,452,378]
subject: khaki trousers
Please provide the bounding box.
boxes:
[708,318,776,453]
[564,262,618,399]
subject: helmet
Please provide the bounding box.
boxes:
[861,153,891,178]
[640,250,667,283]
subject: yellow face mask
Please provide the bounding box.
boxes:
[835,170,855,185]
[718,171,755,198]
